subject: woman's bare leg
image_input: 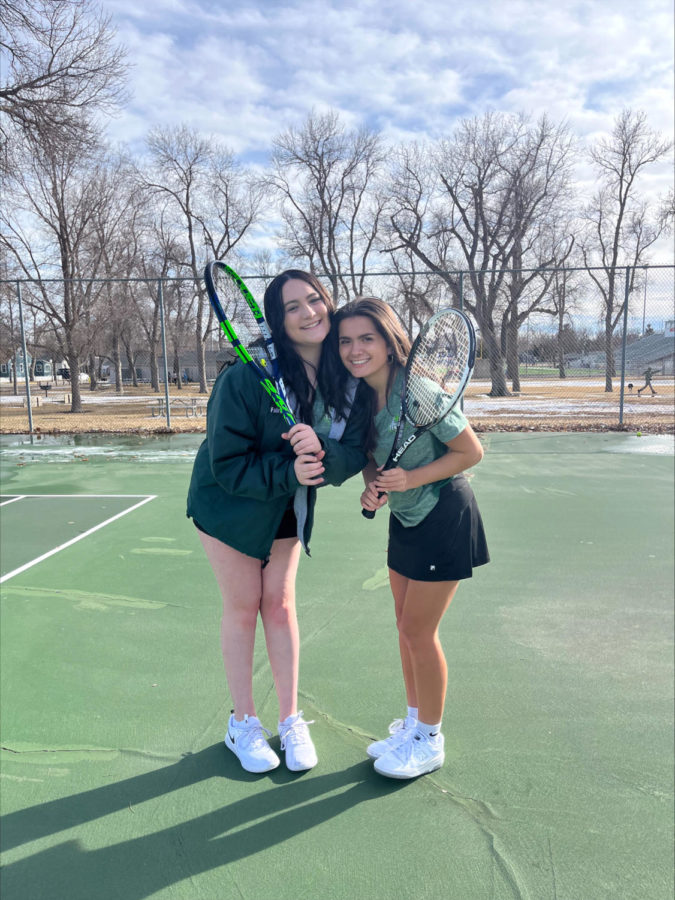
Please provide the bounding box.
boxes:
[395,576,459,724]
[260,537,302,721]
[389,568,417,709]
[198,531,264,720]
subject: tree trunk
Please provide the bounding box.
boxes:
[604,314,615,392]
[88,353,97,391]
[196,329,207,393]
[125,348,139,388]
[150,346,159,392]
[67,352,82,412]
[482,328,508,397]
[173,350,181,390]
[112,335,123,394]
[506,313,521,392]
[557,315,566,378]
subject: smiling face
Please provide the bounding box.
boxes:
[281,278,330,351]
[338,315,392,390]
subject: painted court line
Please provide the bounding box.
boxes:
[0,495,157,584]
[0,496,25,507]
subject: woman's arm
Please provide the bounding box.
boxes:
[207,367,300,500]
[283,382,370,485]
[318,383,370,485]
[373,424,484,495]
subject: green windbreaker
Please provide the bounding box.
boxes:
[186,361,369,559]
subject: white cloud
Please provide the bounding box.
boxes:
[101,0,674,258]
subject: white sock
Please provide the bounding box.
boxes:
[407,706,418,721]
[417,720,442,738]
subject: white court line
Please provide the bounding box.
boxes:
[0,495,26,506]
[0,494,157,498]
[0,495,156,584]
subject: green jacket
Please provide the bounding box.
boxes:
[187,361,369,560]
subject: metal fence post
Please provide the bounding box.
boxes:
[618,266,631,425]
[158,279,171,430]
[16,281,34,433]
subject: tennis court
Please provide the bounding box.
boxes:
[1,431,673,900]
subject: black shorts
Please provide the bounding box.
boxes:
[274,501,298,540]
[387,475,490,582]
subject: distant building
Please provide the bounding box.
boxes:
[0,353,53,379]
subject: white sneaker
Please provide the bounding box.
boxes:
[225,714,280,773]
[278,711,318,771]
[374,730,445,779]
[366,716,417,760]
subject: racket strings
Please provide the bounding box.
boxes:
[213,270,271,368]
[405,316,472,427]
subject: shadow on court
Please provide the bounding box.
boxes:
[2,747,405,900]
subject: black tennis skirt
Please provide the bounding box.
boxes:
[387,475,490,582]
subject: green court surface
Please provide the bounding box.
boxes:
[0,432,673,900]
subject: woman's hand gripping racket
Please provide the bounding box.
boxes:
[362,307,476,519]
[204,261,296,426]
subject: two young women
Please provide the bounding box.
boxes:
[188,275,489,781]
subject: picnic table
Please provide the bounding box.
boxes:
[149,396,207,418]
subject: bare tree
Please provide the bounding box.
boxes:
[131,209,183,392]
[143,125,263,391]
[0,0,128,149]
[501,226,576,391]
[387,113,574,396]
[581,109,673,391]
[383,249,448,337]
[547,264,585,378]
[0,126,110,411]
[89,152,148,393]
[268,110,386,301]
[381,143,460,329]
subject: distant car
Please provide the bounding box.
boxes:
[56,367,90,383]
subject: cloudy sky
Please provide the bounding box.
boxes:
[101,0,674,254]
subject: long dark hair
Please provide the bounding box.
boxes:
[263,270,345,424]
[332,298,412,449]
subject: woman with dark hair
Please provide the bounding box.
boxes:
[187,270,368,774]
[335,297,489,780]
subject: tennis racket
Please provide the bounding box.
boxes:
[204,261,296,426]
[363,307,476,519]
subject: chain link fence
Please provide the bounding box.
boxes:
[1,265,673,434]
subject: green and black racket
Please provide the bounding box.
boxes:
[204,261,296,426]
